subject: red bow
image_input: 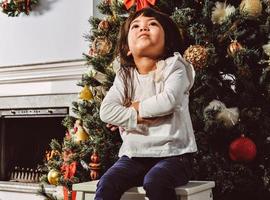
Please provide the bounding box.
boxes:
[124,0,156,11]
[61,162,77,180]
[25,0,30,14]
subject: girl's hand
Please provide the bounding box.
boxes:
[106,124,119,132]
[130,101,172,125]
[131,101,139,112]
[137,114,172,125]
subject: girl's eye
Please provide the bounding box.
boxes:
[131,24,139,29]
[149,22,158,26]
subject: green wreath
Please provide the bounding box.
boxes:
[0,0,39,16]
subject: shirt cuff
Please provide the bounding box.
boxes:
[126,107,138,130]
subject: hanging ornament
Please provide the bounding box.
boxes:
[46,150,60,161]
[263,43,270,57]
[262,43,270,65]
[79,85,93,101]
[88,48,95,57]
[227,40,243,57]
[216,107,239,128]
[183,45,208,70]
[0,0,38,16]
[74,126,89,143]
[229,134,257,162]
[103,0,112,5]
[240,0,262,18]
[211,2,236,25]
[73,119,82,133]
[47,169,60,185]
[92,36,112,56]
[89,151,101,180]
[204,100,239,128]
[98,19,110,31]
[124,0,156,11]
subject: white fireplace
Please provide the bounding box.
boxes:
[0,60,87,199]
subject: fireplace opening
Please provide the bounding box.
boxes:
[0,107,68,182]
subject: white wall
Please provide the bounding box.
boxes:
[0,0,93,67]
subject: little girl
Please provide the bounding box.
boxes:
[96,7,197,200]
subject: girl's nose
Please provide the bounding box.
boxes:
[140,27,149,31]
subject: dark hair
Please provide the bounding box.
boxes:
[115,7,184,106]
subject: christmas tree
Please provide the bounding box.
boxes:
[42,0,270,200]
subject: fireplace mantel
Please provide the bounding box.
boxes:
[0,59,87,97]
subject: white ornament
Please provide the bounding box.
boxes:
[217,107,239,128]
[262,43,270,57]
[211,2,236,24]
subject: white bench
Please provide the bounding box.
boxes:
[73,180,215,200]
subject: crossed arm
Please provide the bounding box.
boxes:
[100,63,188,130]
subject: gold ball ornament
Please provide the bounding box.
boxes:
[74,126,89,143]
[92,37,112,56]
[79,85,93,101]
[240,0,262,18]
[183,45,208,70]
[227,40,243,57]
[47,169,60,185]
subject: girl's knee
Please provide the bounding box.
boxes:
[95,177,120,200]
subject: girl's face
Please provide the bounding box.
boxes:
[127,15,165,59]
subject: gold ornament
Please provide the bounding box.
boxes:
[92,36,112,56]
[47,169,60,185]
[227,40,243,57]
[183,45,208,70]
[79,85,93,101]
[240,0,262,18]
[74,126,89,143]
[98,20,110,31]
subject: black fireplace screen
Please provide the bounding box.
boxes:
[0,107,68,181]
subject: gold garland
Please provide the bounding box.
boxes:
[0,0,39,16]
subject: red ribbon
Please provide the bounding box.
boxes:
[124,0,156,11]
[25,0,30,14]
[61,162,77,180]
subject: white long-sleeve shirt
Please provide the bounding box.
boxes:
[100,52,197,158]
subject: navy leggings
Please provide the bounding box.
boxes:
[95,154,192,200]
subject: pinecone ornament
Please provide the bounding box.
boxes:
[92,36,112,56]
[98,20,110,31]
[183,45,208,70]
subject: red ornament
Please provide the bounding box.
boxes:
[91,152,100,163]
[124,0,156,11]
[229,134,257,162]
[89,151,101,180]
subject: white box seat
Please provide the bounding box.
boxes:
[73,180,215,200]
